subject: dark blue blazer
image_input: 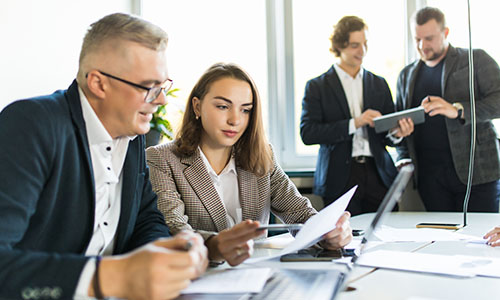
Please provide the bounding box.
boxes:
[0,81,170,299]
[300,66,398,199]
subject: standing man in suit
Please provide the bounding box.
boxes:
[0,13,207,300]
[300,16,413,216]
[396,7,500,212]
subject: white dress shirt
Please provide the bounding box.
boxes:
[333,63,372,157]
[199,147,241,227]
[75,87,135,298]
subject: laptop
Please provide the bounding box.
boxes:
[250,164,415,300]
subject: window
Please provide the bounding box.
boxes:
[426,0,500,132]
[289,0,406,163]
[0,0,131,111]
[142,0,408,169]
[142,0,268,134]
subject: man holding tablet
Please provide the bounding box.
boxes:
[300,16,413,216]
[395,7,500,212]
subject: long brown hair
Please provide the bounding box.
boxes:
[175,63,273,177]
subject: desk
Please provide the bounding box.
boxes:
[339,212,500,300]
[185,212,500,299]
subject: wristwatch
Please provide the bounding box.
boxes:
[452,102,464,120]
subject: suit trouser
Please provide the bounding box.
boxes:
[323,157,390,216]
[418,159,500,212]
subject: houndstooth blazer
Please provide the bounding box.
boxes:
[146,142,317,240]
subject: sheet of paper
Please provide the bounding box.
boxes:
[454,255,500,278]
[373,225,477,242]
[254,233,294,249]
[356,250,475,278]
[181,268,272,294]
[245,186,356,263]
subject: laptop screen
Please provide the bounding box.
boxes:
[352,164,414,261]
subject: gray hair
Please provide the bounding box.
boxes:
[77,13,168,81]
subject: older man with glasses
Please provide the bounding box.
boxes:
[0,13,207,300]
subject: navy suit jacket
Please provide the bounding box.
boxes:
[0,81,170,299]
[300,66,397,199]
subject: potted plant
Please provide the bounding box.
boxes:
[145,88,180,148]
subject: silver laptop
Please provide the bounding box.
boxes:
[251,164,415,300]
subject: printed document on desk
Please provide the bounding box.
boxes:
[181,268,272,294]
[374,225,477,242]
[245,186,356,263]
[356,250,476,277]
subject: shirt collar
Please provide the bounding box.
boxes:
[78,86,136,146]
[334,63,364,80]
[198,146,236,177]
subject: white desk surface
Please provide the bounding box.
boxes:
[192,212,500,299]
[339,212,500,300]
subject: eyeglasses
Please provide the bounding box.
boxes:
[98,70,173,103]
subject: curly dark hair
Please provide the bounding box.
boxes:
[330,16,367,57]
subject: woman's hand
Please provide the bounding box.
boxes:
[205,220,265,266]
[318,211,353,250]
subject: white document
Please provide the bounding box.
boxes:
[245,186,356,263]
[356,250,475,278]
[254,233,294,249]
[373,225,477,242]
[181,268,272,294]
[455,255,500,278]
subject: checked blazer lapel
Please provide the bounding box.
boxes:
[181,152,229,232]
[237,167,262,222]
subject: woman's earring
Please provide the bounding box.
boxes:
[195,115,199,120]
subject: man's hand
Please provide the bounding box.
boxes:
[205,220,264,266]
[318,212,353,250]
[392,118,414,138]
[93,235,208,300]
[421,96,459,119]
[354,109,382,128]
[154,231,208,277]
[484,226,500,247]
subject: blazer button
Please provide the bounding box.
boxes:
[21,287,33,299]
[50,287,62,299]
[345,160,349,164]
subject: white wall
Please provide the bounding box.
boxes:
[0,0,132,111]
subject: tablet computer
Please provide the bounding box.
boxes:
[373,106,425,133]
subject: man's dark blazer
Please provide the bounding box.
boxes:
[396,45,500,185]
[300,66,398,199]
[0,81,170,299]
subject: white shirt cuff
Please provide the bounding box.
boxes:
[348,119,356,135]
[386,129,403,144]
[74,258,95,299]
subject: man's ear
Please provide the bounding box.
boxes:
[443,27,450,39]
[86,70,107,99]
[192,97,201,117]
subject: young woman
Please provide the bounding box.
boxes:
[146,63,352,266]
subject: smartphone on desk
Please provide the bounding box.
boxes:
[280,248,356,262]
[416,223,463,230]
[280,248,342,262]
